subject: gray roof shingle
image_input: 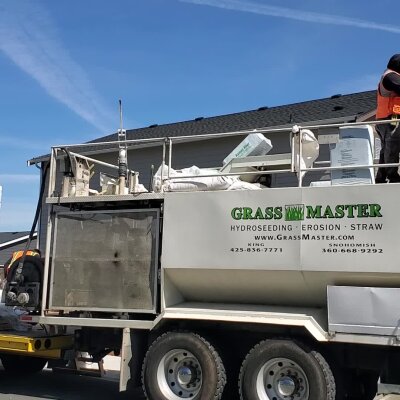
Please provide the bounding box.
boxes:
[29,90,377,163]
[93,91,376,143]
[0,232,37,266]
[0,231,31,245]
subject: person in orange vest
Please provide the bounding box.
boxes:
[3,249,41,280]
[376,54,400,183]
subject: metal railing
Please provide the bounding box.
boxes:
[47,118,399,197]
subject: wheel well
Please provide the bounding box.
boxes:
[150,319,391,375]
[143,320,392,399]
[151,319,319,358]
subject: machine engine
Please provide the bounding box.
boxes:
[4,255,43,311]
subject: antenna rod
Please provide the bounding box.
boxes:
[119,99,123,133]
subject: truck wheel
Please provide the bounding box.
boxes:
[1,354,48,375]
[142,331,226,400]
[239,340,335,400]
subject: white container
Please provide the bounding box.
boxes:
[223,133,272,165]
[330,125,375,185]
[310,181,331,187]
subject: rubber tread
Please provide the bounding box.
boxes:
[239,339,335,400]
[311,350,336,400]
[238,339,262,400]
[141,331,226,400]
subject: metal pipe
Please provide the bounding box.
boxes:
[67,151,126,171]
[52,118,394,151]
[290,133,295,173]
[48,148,57,198]
[301,118,394,131]
[53,126,292,150]
[41,206,53,315]
[160,141,166,192]
[314,161,331,165]
[165,169,293,179]
[168,138,173,180]
[298,130,303,188]
[53,137,168,149]
[302,162,400,172]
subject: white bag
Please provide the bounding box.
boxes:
[153,165,236,192]
[292,129,319,178]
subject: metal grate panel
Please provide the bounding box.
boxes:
[50,209,159,313]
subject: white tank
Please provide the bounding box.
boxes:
[162,185,398,308]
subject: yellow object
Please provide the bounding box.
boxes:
[0,333,73,359]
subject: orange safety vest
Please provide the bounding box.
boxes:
[6,250,40,276]
[376,69,400,119]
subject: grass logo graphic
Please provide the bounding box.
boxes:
[230,204,382,220]
[285,204,305,221]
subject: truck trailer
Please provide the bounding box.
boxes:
[3,119,400,400]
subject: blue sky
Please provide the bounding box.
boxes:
[0,0,398,231]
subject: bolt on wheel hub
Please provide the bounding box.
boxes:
[157,349,203,399]
[256,357,309,400]
[177,366,194,386]
[277,376,296,396]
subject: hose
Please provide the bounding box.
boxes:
[14,162,49,284]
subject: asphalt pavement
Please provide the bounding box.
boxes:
[0,366,398,400]
[0,368,145,400]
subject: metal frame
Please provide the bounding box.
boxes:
[46,208,160,314]
[156,303,329,342]
[46,118,397,200]
[46,192,165,204]
[41,119,399,321]
[38,315,154,329]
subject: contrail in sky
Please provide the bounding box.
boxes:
[181,0,400,35]
[0,1,115,133]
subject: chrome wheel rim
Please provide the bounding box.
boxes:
[256,357,309,400]
[157,349,202,399]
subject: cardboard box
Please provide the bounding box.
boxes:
[223,133,272,165]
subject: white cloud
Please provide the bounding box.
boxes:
[181,0,400,34]
[0,1,115,133]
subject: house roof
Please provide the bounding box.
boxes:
[0,231,37,249]
[0,232,38,266]
[29,90,377,164]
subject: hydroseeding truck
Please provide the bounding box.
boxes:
[5,119,400,400]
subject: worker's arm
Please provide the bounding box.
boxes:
[382,72,400,96]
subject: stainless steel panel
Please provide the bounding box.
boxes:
[162,186,400,308]
[50,209,159,313]
[328,286,400,336]
[46,192,165,204]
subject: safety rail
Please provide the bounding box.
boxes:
[46,118,398,197]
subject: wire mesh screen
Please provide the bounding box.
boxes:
[50,209,159,312]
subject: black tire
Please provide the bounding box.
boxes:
[239,340,335,400]
[219,343,242,400]
[1,354,47,375]
[142,331,226,400]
